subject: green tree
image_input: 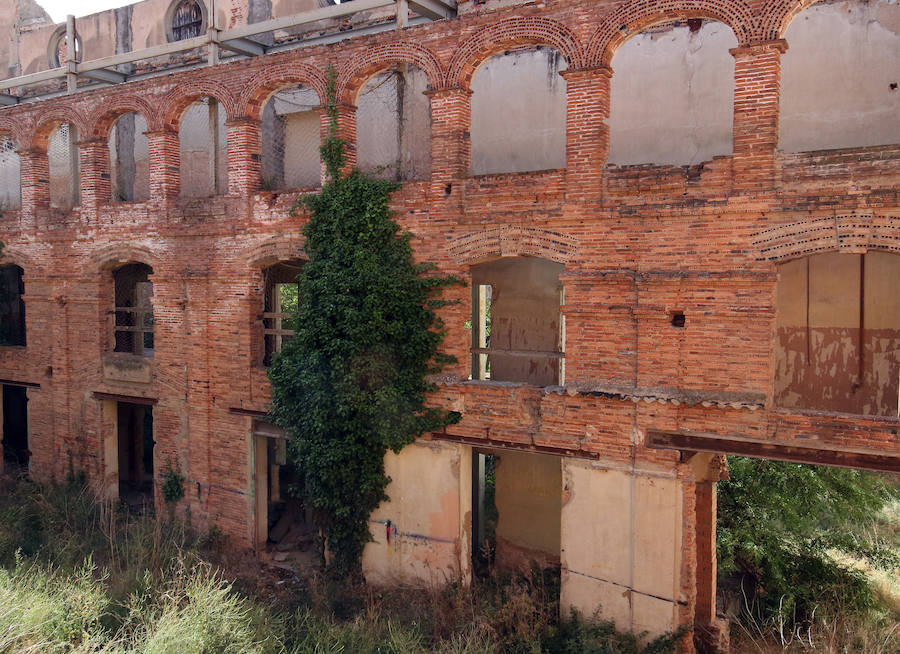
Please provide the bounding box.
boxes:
[266,67,461,578]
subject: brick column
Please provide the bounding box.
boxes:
[78,139,110,210]
[731,40,787,190]
[18,148,50,216]
[226,117,261,196]
[427,87,471,182]
[695,481,717,626]
[146,128,180,203]
[562,66,612,203]
[336,103,357,171]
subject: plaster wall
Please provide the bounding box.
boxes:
[560,461,684,639]
[781,0,900,153]
[0,142,20,210]
[362,440,472,586]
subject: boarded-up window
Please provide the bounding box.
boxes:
[357,66,431,181]
[470,48,566,175]
[260,86,321,191]
[0,265,25,347]
[0,136,21,211]
[113,263,154,357]
[109,112,150,203]
[179,98,227,198]
[48,123,79,209]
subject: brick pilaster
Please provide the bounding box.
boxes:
[335,103,357,172]
[731,40,787,190]
[18,148,49,216]
[427,87,471,182]
[226,117,261,196]
[78,139,110,209]
[562,66,611,203]
[146,129,180,203]
[695,480,717,627]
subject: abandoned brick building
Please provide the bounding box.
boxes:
[0,0,899,648]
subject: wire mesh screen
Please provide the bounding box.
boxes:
[470,48,567,175]
[48,123,79,209]
[0,136,21,211]
[356,65,431,181]
[179,98,228,198]
[109,112,150,203]
[260,85,321,191]
[114,263,154,356]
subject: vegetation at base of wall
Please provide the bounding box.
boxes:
[161,461,185,505]
[266,66,462,579]
[0,474,682,654]
[717,456,900,646]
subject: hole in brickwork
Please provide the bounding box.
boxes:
[48,123,79,210]
[357,65,432,182]
[113,263,154,357]
[608,21,736,166]
[780,0,900,152]
[260,85,321,191]
[179,98,227,199]
[0,265,26,346]
[470,47,567,176]
[109,112,150,203]
[261,259,303,367]
[670,310,686,328]
[0,136,21,211]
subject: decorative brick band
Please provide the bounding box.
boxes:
[337,42,444,104]
[752,212,900,261]
[448,225,578,264]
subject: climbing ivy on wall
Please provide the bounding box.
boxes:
[267,67,462,579]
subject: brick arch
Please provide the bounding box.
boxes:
[238,63,329,121]
[752,213,900,262]
[758,0,820,42]
[337,42,444,104]
[244,235,307,269]
[448,226,578,265]
[88,95,160,141]
[161,79,238,131]
[0,246,33,268]
[0,117,26,150]
[87,244,160,272]
[446,17,585,89]
[30,105,89,151]
[586,0,753,67]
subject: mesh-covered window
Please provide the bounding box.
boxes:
[260,86,321,191]
[0,136,21,211]
[357,66,431,181]
[109,112,150,203]
[113,263,154,356]
[179,98,227,198]
[262,260,303,366]
[0,265,25,347]
[48,123,79,209]
[470,48,567,175]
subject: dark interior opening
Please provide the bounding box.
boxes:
[114,263,154,356]
[0,265,26,347]
[2,385,28,469]
[472,451,498,575]
[118,402,154,509]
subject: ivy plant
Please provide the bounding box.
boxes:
[267,66,462,579]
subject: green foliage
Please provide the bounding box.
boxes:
[162,462,185,505]
[717,457,900,628]
[267,65,462,578]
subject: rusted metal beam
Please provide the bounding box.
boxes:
[0,379,40,389]
[432,431,600,460]
[647,430,900,474]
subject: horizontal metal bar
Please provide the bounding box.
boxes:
[219,37,266,57]
[224,0,395,41]
[432,431,599,460]
[77,35,209,74]
[0,378,40,389]
[471,348,565,359]
[0,94,19,106]
[262,312,292,319]
[408,0,454,20]
[93,391,157,405]
[79,68,127,84]
[114,326,153,333]
[229,407,269,417]
[263,329,295,336]
[0,67,67,92]
[266,15,430,53]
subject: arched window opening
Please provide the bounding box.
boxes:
[775,251,900,416]
[608,20,736,166]
[356,65,431,181]
[179,98,227,199]
[780,0,900,152]
[0,136,21,211]
[260,86,321,191]
[470,47,567,176]
[262,259,303,366]
[48,123,79,210]
[109,112,150,203]
[470,257,564,386]
[113,263,154,357]
[0,265,25,347]
[167,0,207,42]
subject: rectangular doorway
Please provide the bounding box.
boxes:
[117,402,154,509]
[2,385,28,471]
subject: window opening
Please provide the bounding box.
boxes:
[0,265,25,347]
[171,0,205,41]
[109,112,150,203]
[113,263,154,356]
[0,136,21,211]
[260,86,321,191]
[2,386,28,471]
[48,123,79,210]
[263,260,302,366]
[180,98,227,198]
[117,402,154,510]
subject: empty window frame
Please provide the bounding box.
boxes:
[260,86,321,191]
[775,251,900,416]
[0,265,25,347]
[608,20,736,166]
[470,47,567,175]
[48,123,79,209]
[262,260,303,366]
[470,257,565,386]
[179,98,227,198]
[113,263,154,356]
[356,65,431,181]
[0,136,21,211]
[109,112,150,203]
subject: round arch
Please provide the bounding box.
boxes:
[337,42,443,104]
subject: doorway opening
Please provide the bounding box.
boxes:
[2,385,28,471]
[117,402,154,509]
